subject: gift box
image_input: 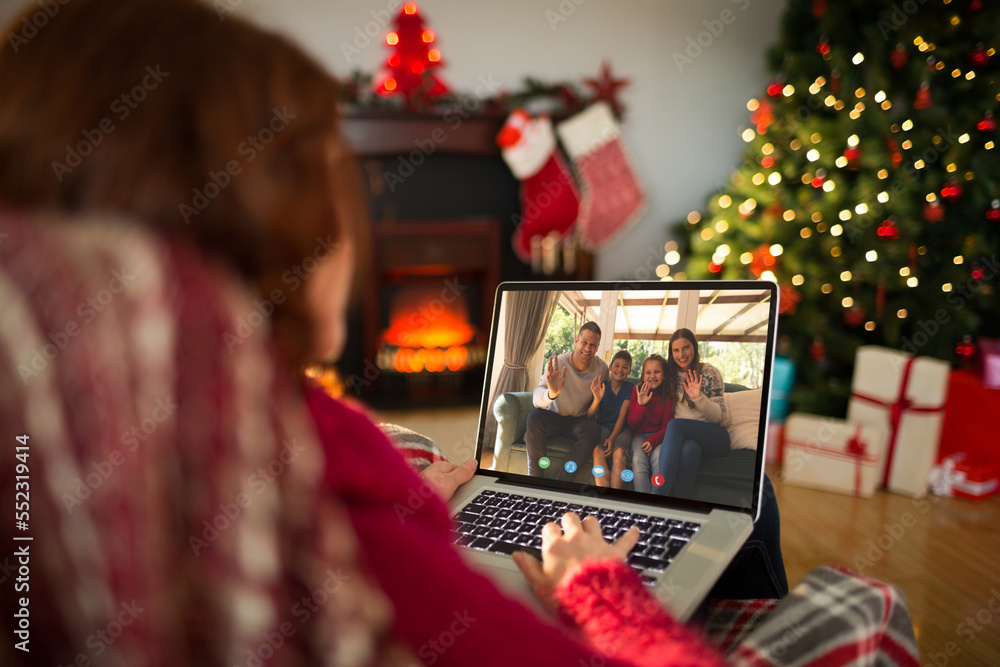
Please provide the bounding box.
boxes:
[782,414,886,497]
[978,338,1000,389]
[928,453,999,502]
[939,368,1000,463]
[847,346,949,497]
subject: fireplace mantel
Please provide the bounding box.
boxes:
[340,111,507,158]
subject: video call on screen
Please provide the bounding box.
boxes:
[483,286,773,510]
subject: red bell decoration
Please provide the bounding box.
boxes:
[955,335,978,366]
[941,181,963,202]
[923,200,945,223]
[845,307,866,328]
[844,145,861,168]
[891,43,908,69]
[987,199,1000,222]
[978,111,996,132]
[969,44,990,69]
[913,82,932,109]
[877,217,900,240]
[817,36,831,57]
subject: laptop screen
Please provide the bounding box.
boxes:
[476,280,777,519]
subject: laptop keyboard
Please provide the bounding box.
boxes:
[453,489,701,585]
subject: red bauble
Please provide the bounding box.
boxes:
[767,80,784,97]
[877,218,900,239]
[969,44,990,69]
[779,284,802,315]
[968,0,983,12]
[955,335,977,365]
[972,267,986,280]
[941,181,963,202]
[844,307,866,328]
[762,156,775,168]
[978,111,996,132]
[987,199,1000,222]
[924,201,945,223]
[708,261,724,274]
[751,98,774,134]
[891,43,908,69]
[844,145,861,168]
[749,244,776,277]
[817,37,831,57]
[913,82,932,109]
[810,336,826,362]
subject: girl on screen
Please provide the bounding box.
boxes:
[627,354,673,493]
[652,329,730,499]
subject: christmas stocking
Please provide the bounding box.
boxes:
[556,101,646,250]
[496,110,580,263]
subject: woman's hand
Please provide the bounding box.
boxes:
[590,375,605,403]
[641,440,653,454]
[420,459,477,502]
[512,513,639,611]
[636,381,653,406]
[682,369,702,400]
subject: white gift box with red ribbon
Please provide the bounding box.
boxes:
[929,453,1000,501]
[847,346,949,497]
[782,414,886,497]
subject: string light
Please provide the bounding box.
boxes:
[900,267,911,276]
[792,274,804,285]
[852,52,865,64]
[942,283,952,292]
[665,251,680,265]
[831,224,844,236]
[907,277,919,287]
[866,250,878,261]
[687,211,701,224]
[842,297,854,307]
[840,271,852,281]
[718,195,732,208]
[715,220,729,232]
[865,322,876,331]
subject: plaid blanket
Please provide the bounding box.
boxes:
[384,426,920,667]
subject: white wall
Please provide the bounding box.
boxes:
[1,0,786,280]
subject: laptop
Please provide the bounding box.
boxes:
[450,280,778,621]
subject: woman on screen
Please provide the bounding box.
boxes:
[652,329,729,499]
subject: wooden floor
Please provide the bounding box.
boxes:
[376,406,1000,664]
[768,462,1000,665]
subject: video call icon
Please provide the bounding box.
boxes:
[592,465,605,478]
[651,474,665,487]
[539,457,551,469]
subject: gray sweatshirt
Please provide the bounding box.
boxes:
[533,352,609,417]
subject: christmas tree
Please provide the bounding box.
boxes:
[671,0,1000,415]
[375,2,449,109]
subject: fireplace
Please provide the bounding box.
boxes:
[337,111,590,407]
[365,218,498,406]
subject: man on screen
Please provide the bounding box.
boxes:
[525,322,609,480]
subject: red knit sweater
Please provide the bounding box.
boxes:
[627,387,674,447]
[307,387,725,667]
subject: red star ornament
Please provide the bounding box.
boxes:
[584,61,630,119]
